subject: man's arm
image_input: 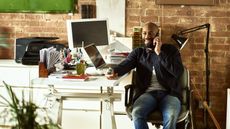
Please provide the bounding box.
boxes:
[107,48,139,79]
[153,36,183,78]
[158,45,184,79]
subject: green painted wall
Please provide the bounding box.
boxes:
[0,0,75,13]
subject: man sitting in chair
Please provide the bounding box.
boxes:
[107,22,184,129]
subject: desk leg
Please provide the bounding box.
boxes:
[47,85,63,125]
[101,87,117,129]
[57,96,63,125]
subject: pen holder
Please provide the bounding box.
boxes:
[39,62,48,78]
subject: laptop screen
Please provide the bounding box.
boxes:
[84,44,106,69]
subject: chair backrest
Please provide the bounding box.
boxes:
[179,67,190,111]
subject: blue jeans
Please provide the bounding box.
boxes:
[132,91,181,129]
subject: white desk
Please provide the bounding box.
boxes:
[31,74,129,129]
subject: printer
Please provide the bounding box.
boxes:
[15,37,65,65]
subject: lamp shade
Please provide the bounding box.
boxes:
[171,34,188,50]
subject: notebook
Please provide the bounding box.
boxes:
[84,43,116,69]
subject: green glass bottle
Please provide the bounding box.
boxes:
[76,60,86,75]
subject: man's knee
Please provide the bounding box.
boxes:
[132,107,147,120]
[163,111,178,123]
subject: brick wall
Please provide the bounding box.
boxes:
[126,1,230,128]
[0,0,229,128]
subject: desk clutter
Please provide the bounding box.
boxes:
[47,67,112,81]
[36,41,130,78]
[48,70,89,81]
[38,47,87,78]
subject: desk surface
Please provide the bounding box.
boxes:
[31,73,129,89]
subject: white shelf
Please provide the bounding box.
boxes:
[0,59,38,68]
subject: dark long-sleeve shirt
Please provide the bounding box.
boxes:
[113,44,184,102]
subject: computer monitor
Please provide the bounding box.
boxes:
[66,18,110,49]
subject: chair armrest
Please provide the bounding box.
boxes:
[186,87,191,110]
[189,89,196,129]
[124,84,134,107]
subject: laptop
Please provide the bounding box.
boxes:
[84,43,117,69]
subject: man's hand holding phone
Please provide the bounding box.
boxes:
[153,36,162,55]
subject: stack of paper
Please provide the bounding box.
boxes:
[39,47,60,70]
[107,52,129,64]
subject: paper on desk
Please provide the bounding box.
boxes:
[39,47,61,70]
[39,48,46,63]
[48,70,70,79]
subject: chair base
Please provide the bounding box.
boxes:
[176,119,192,129]
[150,117,192,129]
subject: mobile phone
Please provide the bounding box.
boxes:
[153,32,159,44]
[156,32,159,37]
[155,29,161,39]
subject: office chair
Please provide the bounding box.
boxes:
[124,67,194,129]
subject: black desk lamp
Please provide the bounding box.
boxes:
[172,23,211,128]
[171,34,189,50]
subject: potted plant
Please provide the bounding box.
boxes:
[0,81,61,129]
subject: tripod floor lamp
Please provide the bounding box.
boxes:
[172,23,213,128]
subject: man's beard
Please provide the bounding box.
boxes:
[145,39,155,49]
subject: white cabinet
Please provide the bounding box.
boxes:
[0,60,38,87]
[0,60,38,103]
[0,60,39,126]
